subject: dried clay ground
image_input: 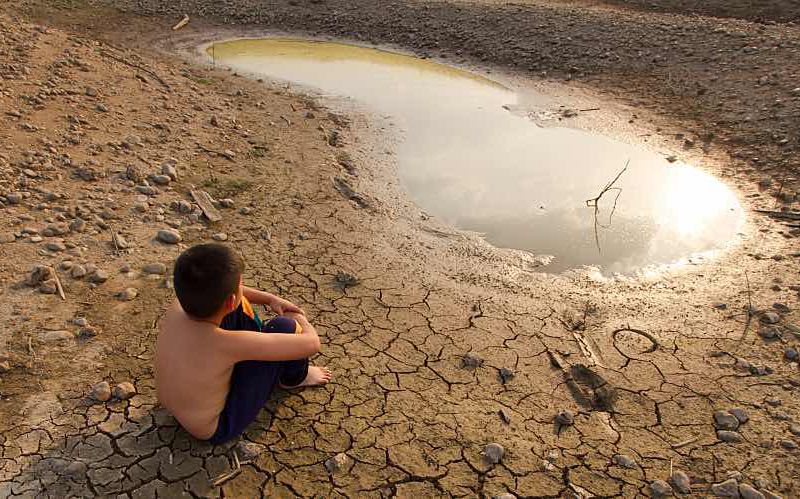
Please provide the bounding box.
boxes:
[0,0,799,497]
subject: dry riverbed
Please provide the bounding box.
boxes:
[0,0,799,498]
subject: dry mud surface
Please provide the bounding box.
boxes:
[0,0,799,498]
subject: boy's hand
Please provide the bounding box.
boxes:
[268,295,306,316]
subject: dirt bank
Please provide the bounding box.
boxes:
[0,1,798,498]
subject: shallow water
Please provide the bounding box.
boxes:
[207,38,744,274]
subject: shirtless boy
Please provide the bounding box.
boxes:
[156,243,332,443]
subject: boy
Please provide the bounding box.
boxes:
[155,243,332,443]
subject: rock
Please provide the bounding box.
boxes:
[85,86,98,97]
[219,198,235,208]
[112,233,129,250]
[711,478,740,497]
[492,495,516,499]
[6,192,22,204]
[39,279,58,294]
[222,149,235,160]
[462,352,483,368]
[714,410,740,430]
[760,311,780,325]
[117,288,138,301]
[729,408,749,424]
[670,470,691,494]
[784,348,798,361]
[212,232,228,241]
[239,207,252,215]
[96,103,108,113]
[483,442,504,464]
[779,439,797,450]
[0,233,16,243]
[70,265,87,279]
[772,303,790,313]
[151,174,171,185]
[499,367,515,384]
[77,326,99,339]
[758,327,779,340]
[64,461,88,478]
[42,330,73,343]
[161,159,178,180]
[87,270,109,284]
[45,241,66,252]
[91,381,112,402]
[555,410,575,426]
[156,229,182,244]
[324,453,352,474]
[333,271,358,290]
[234,441,263,462]
[765,397,781,407]
[613,454,637,469]
[717,430,743,443]
[142,263,167,275]
[499,408,511,424]
[27,265,55,286]
[739,484,765,499]
[69,218,87,233]
[789,424,800,436]
[651,480,674,498]
[112,382,136,400]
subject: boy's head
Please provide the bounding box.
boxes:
[173,243,245,319]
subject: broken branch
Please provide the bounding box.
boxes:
[586,160,629,254]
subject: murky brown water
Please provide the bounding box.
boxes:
[207,38,745,275]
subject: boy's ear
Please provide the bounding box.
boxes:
[225,293,237,313]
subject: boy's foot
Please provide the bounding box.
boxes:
[281,366,332,389]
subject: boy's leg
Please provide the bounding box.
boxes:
[262,316,310,388]
[210,312,306,444]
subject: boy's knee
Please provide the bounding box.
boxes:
[263,316,299,334]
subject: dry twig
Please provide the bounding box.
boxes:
[99,49,170,89]
[49,266,66,300]
[586,161,629,253]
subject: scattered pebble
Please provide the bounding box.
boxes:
[711,478,740,497]
[714,410,740,431]
[499,367,515,384]
[112,382,136,400]
[765,397,781,407]
[779,439,797,450]
[650,479,673,498]
[87,270,109,284]
[669,470,691,494]
[42,330,73,343]
[462,352,483,368]
[498,408,511,424]
[738,484,764,499]
[91,381,112,402]
[324,453,352,474]
[612,454,636,469]
[70,265,87,279]
[156,229,182,244]
[117,288,138,301]
[784,348,798,361]
[789,424,800,436]
[234,441,263,462]
[760,311,780,325]
[729,408,749,424]
[142,262,167,275]
[483,442,504,464]
[212,232,228,241]
[717,430,743,443]
[555,409,575,426]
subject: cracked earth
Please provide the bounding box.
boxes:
[1,0,800,497]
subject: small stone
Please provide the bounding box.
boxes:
[711,478,740,497]
[85,86,98,97]
[555,409,575,426]
[483,442,504,464]
[669,470,691,494]
[212,232,228,241]
[117,288,138,301]
[112,382,136,400]
[234,441,263,462]
[499,408,511,424]
[0,233,16,243]
[74,318,89,328]
[156,229,182,244]
[773,303,790,313]
[462,352,483,368]
[87,270,109,284]
[651,479,674,498]
[5,192,22,204]
[64,461,88,478]
[151,174,171,185]
[499,367,515,384]
[779,439,797,450]
[219,198,235,208]
[613,454,637,469]
[714,410,740,431]
[222,149,235,160]
[45,241,66,252]
[161,159,178,180]
[739,484,765,499]
[784,348,798,361]
[96,103,108,113]
[765,397,781,407]
[758,327,779,339]
[717,430,743,443]
[91,381,112,402]
[77,326,98,339]
[760,311,781,325]
[239,207,252,215]
[42,330,73,342]
[729,408,749,424]
[789,424,800,436]
[142,263,167,275]
[39,279,58,294]
[70,265,87,279]
[492,495,516,499]
[324,453,352,474]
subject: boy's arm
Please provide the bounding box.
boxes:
[243,286,305,316]
[220,315,321,362]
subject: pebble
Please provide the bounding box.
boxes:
[612,454,636,469]
[758,327,779,340]
[483,442,504,464]
[6,192,22,204]
[779,439,797,450]
[156,229,182,244]
[492,495,516,499]
[789,424,800,436]
[112,382,136,400]
[77,326,98,339]
[324,453,352,474]
[64,461,88,478]
[239,207,252,215]
[717,430,743,443]
[39,280,58,294]
[499,408,511,424]
[462,352,483,368]
[784,348,798,361]
[142,262,167,275]
[499,367,515,384]
[765,397,781,407]
[117,288,138,301]
[90,381,112,402]
[70,265,87,279]
[650,480,674,498]
[0,233,15,243]
[219,198,235,208]
[711,478,740,497]
[212,232,228,241]
[714,411,740,431]
[729,408,749,424]
[739,484,765,499]
[760,311,780,325]
[669,470,691,494]
[45,241,66,252]
[555,409,575,426]
[151,174,171,185]
[773,303,790,313]
[87,270,108,284]
[234,441,263,462]
[42,330,73,342]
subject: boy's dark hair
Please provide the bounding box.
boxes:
[173,243,245,318]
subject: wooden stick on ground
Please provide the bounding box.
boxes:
[49,266,66,300]
[671,436,699,449]
[172,14,190,31]
[99,49,170,89]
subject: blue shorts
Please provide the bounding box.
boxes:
[209,306,309,444]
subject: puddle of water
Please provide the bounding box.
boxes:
[207,38,745,275]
